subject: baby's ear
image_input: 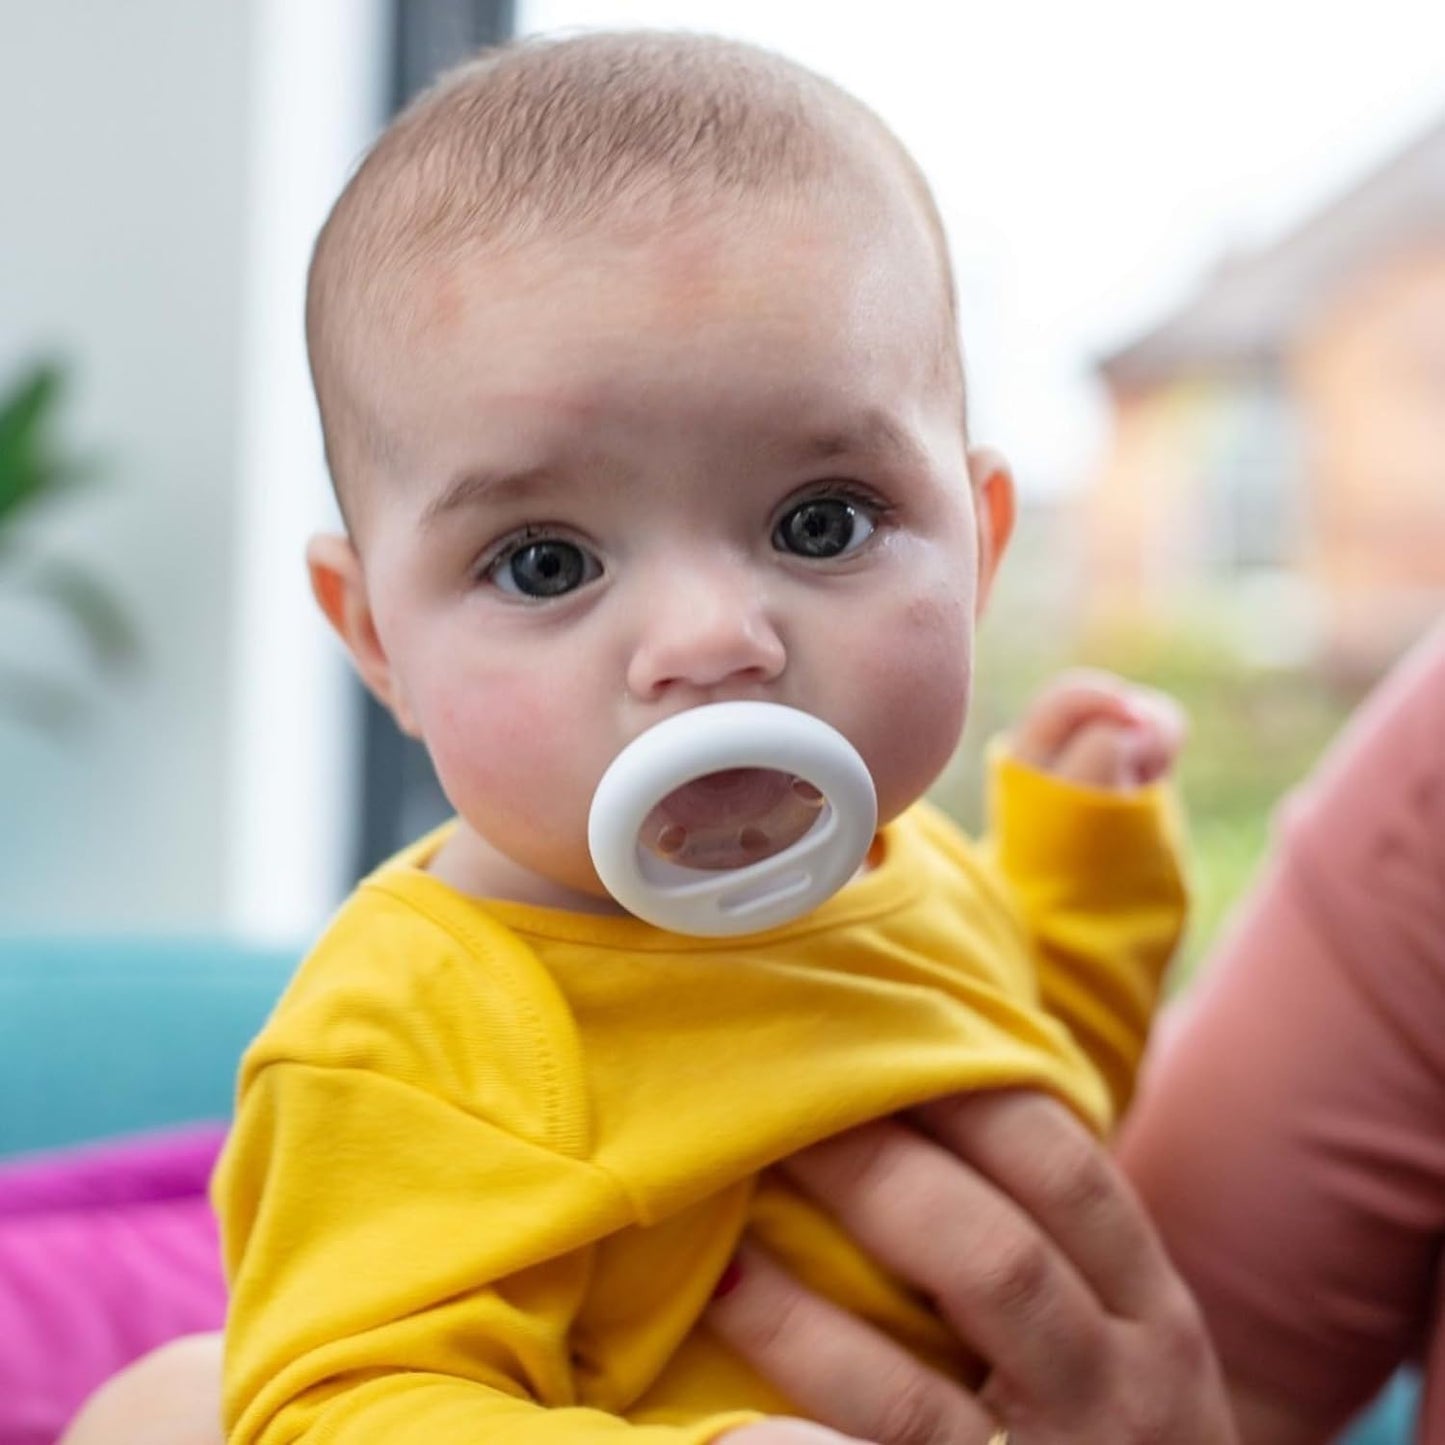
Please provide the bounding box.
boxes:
[966,446,1016,617]
[306,533,420,736]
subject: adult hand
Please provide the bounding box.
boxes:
[708,1091,1237,1445]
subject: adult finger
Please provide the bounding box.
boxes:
[706,1241,996,1445]
[778,1117,1109,1411]
[911,1092,1183,1322]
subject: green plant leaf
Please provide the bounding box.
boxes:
[0,357,138,722]
[26,557,141,671]
[0,361,95,527]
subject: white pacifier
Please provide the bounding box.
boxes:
[588,701,878,937]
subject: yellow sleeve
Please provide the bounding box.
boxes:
[215,1059,760,1445]
[214,890,763,1445]
[983,746,1189,1121]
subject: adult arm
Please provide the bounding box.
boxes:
[1118,625,1445,1445]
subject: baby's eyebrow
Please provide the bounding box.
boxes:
[785,411,923,467]
[419,465,556,527]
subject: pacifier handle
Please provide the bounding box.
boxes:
[588,701,878,937]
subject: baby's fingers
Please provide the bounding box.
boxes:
[1013,670,1185,786]
[1012,672,1126,764]
[1051,720,1172,788]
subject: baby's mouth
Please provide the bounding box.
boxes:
[642,767,825,871]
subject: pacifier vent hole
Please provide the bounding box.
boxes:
[640,767,825,872]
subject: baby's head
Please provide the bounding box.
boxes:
[304,31,1016,912]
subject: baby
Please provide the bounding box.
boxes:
[212,30,1188,1445]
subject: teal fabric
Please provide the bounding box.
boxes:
[0,937,296,1158]
[1344,1372,1420,1445]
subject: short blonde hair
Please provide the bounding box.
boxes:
[306,31,960,514]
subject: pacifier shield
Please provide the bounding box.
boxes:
[587,700,877,936]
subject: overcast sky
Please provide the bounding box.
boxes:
[522,0,1445,494]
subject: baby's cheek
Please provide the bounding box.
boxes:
[858,590,974,811]
[882,591,971,702]
[422,679,565,821]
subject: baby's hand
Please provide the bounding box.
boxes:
[717,1423,859,1444]
[1009,669,1185,790]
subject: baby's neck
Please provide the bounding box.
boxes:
[426,825,625,916]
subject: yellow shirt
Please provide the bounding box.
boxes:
[215,760,1186,1444]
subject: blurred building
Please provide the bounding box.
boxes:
[1085,114,1445,673]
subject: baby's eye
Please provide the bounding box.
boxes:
[489,537,602,599]
[773,496,877,560]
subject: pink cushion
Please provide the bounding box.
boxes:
[0,1125,227,1444]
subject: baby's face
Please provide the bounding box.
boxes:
[339,195,1006,910]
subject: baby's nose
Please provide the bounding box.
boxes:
[625,565,785,699]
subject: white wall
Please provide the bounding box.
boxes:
[0,0,383,936]
[225,0,387,942]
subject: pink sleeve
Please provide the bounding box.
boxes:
[1117,625,1445,1432]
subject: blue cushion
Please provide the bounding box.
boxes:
[0,937,296,1157]
[1342,1372,1420,1445]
